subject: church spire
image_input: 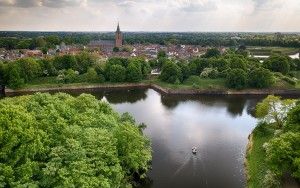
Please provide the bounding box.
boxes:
[116,22,120,33]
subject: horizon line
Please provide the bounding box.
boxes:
[0,30,300,33]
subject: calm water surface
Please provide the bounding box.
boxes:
[9,88,266,188]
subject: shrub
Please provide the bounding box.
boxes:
[225,68,247,89]
[281,76,297,85]
[83,68,103,83]
[200,68,219,79]
[126,62,143,82]
[248,67,274,88]
[263,170,281,188]
[263,55,290,75]
[160,61,182,84]
[107,65,126,82]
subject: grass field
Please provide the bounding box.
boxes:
[248,46,299,56]
[17,74,299,91]
[150,76,226,90]
[246,124,275,188]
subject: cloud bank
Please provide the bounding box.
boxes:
[0,0,299,31]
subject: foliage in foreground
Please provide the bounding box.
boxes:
[0,93,151,187]
[248,96,300,187]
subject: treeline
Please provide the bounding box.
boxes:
[0,53,151,89]
[0,49,299,89]
[156,48,300,89]
[0,93,151,187]
[1,32,300,50]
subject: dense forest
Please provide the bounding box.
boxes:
[0,31,300,50]
[0,93,152,187]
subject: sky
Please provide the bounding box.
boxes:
[0,0,299,32]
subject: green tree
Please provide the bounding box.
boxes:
[263,55,290,75]
[16,58,41,82]
[108,65,126,82]
[189,58,210,75]
[157,50,167,59]
[248,67,274,88]
[84,68,100,83]
[255,95,295,128]
[0,93,151,187]
[75,52,96,74]
[126,62,143,82]
[265,132,300,179]
[202,48,221,58]
[160,61,182,84]
[113,47,120,52]
[177,61,190,80]
[225,68,247,89]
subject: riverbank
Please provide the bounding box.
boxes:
[245,124,274,188]
[5,82,300,96]
[245,123,300,188]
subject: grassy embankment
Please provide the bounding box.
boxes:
[15,70,300,91]
[248,47,299,56]
[246,123,275,188]
[19,74,298,91]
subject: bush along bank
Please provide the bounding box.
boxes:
[246,95,300,188]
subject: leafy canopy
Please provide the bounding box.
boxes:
[0,93,151,187]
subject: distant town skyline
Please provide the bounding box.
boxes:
[0,0,299,32]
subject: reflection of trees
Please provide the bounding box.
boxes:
[104,88,147,104]
[160,94,258,117]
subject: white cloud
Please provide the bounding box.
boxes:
[0,0,299,31]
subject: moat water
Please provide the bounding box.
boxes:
[62,88,262,188]
[8,88,272,187]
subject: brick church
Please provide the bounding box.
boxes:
[88,23,123,51]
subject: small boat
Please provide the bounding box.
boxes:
[192,147,197,154]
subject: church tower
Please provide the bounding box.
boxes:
[115,22,123,48]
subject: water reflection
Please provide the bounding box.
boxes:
[110,89,259,188]
[160,94,262,118]
[6,88,298,188]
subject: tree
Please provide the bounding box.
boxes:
[285,103,300,132]
[200,68,219,79]
[5,64,24,89]
[225,68,247,89]
[290,59,300,71]
[53,55,78,71]
[107,65,126,82]
[177,62,190,80]
[228,56,247,70]
[157,50,167,59]
[75,52,96,74]
[16,58,41,82]
[113,47,120,52]
[84,68,99,83]
[160,61,182,84]
[248,67,274,88]
[255,95,295,128]
[0,93,151,187]
[263,55,290,75]
[202,48,221,58]
[189,58,210,75]
[265,132,300,179]
[126,62,142,82]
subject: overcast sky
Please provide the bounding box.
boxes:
[0,0,299,32]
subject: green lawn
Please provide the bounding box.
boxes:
[16,75,299,91]
[22,76,150,90]
[246,124,275,188]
